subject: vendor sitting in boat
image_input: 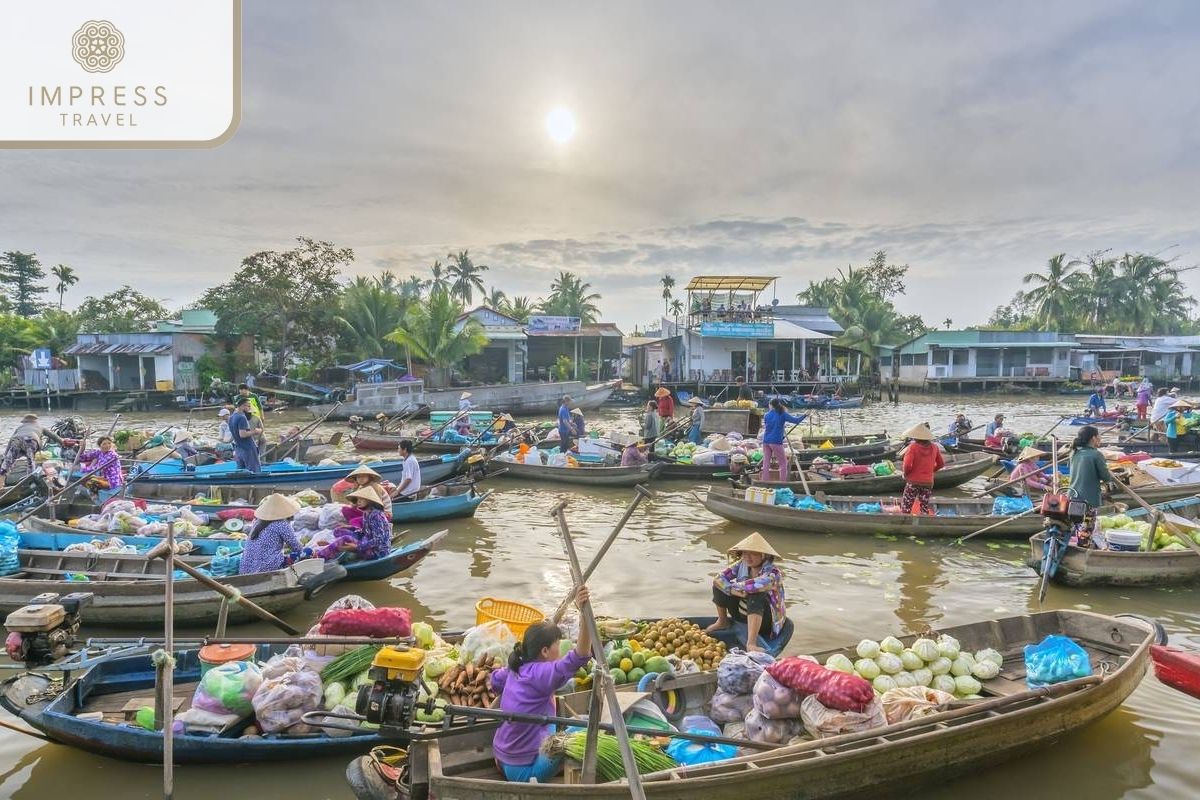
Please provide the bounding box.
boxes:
[239,494,305,574]
[570,407,586,440]
[706,532,786,653]
[948,413,973,438]
[620,439,648,466]
[491,412,517,436]
[1008,447,1053,494]
[1086,389,1107,417]
[325,487,393,562]
[331,463,395,518]
[173,430,200,460]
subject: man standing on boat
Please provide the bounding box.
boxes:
[228,397,263,473]
[557,395,574,453]
[392,439,422,503]
[0,414,66,486]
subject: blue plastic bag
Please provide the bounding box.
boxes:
[210,547,241,578]
[773,488,796,506]
[992,495,1033,516]
[854,502,883,514]
[1024,634,1092,688]
[0,532,19,577]
[792,496,829,511]
[665,715,737,766]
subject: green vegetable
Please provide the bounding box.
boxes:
[825,653,855,673]
[321,645,382,685]
[412,622,434,649]
[610,667,627,684]
[323,681,347,710]
[557,732,676,781]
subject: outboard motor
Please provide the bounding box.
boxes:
[4,592,93,667]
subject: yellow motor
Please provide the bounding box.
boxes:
[370,646,425,682]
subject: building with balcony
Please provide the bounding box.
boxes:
[881,330,1076,389]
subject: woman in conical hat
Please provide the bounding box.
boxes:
[900,423,943,516]
[706,532,787,652]
[239,494,304,575]
[1007,446,1052,495]
[322,486,393,563]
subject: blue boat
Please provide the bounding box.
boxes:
[341,530,447,581]
[18,516,240,557]
[686,615,794,658]
[389,487,491,523]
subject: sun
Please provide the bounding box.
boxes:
[545,107,576,144]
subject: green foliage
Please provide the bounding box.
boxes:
[0,310,78,367]
[385,287,487,387]
[660,273,675,315]
[446,250,488,305]
[0,251,48,316]
[538,271,602,324]
[201,236,352,371]
[336,272,415,361]
[75,286,170,332]
[552,354,574,381]
[505,296,534,323]
[50,264,78,310]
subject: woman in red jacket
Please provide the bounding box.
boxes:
[900,423,944,515]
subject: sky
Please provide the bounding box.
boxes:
[4,0,1200,332]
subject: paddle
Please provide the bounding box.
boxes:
[381,402,426,433]
[955,506,1040,545]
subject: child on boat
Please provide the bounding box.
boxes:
[706,532,786,653]
[490,586,592,783]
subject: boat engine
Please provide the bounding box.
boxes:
[356,646,427,735]
[3,592,93,667]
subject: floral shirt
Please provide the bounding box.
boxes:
[356,509,393,561]
[239,520,302,574]
[80,449,124,488]
[715,559,786,637]
[1011,460,1052,491]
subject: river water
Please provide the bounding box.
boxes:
[0,395,1197,799]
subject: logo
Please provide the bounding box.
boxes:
[71,20,125,74]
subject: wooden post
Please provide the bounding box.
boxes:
[161,521,176,799]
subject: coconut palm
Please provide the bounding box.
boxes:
[399,274,427,299]
[942,318,953,329]
[483,286,507,311]
[670,298,684,330]
[385,287,487,387]
[506,296,534,323]
[660,274,675,316]
[538,271,602,324]
[446,250,488,305]
[1022,254,1077,330]
[428,260,450,293]
[51,264,78,310]
[335,275,411,361]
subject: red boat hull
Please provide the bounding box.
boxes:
[1150,644,1200,699]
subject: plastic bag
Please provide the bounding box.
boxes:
[293,507,322,530]
[743,708,803,745]
[318,607,412,638]
[773,488,796,506]
[766,658,875,712]
[709,689,754,724]
[459,620,518,665]
[800,695,886,739]
[792,496,829,512]
[260,652,311,681]
[252,665,324,733]
[992,495,1034,516]
[752,670,805,720]
[318,504,346,530]
[879,686,955,725]
[716,649,775,695]
[665,715,737,765]
[1024,634,1092,688]
[0,532,20,577]
[176,705,240,734]
[854,502,883,514]
[192,660,263,717]
[210,547,241,578]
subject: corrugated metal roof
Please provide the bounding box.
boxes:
[65,342,173,355]
[685,276,777,291]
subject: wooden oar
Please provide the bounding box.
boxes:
[381,402,426,433]
[954,506,1040,545]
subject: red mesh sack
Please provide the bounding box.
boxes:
[835,465,872,476]
[216,508,257,522]
[318,607,412,638]
[766,657,873,712]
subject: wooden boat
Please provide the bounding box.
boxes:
[789,394,864,409]
[753,451,999,496]
[20,515,238,557]
[311,379,620,420]
[790,441,901,467]
[340,531,447,581]
[1027,496,1200,587]
[346,609,1152,800]
[120,451,468,491]
[489,459,663,487]
[651,438,899,480]
[351,430,467,454]
[703,486,1046,538]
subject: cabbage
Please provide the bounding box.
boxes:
[911,667,933,687]
[971,660,1000,680]
[893,671,917,688]
[825,653,855,674]
[880,636,905,656]
[322,682,347,710]
[928,657,952,676]
[974,648,1003,668]
[1109,513,1132,528]
[950,654,976,678]
[936,635,961,660]
[854,658,881,680]
[911,638,939,663]
[899,649,924,671]
[954,675,982,696]
[930,674,956,694]
[876,652,903,675]
[856,639,881,659]
[872,674,898,693]
[1098,515,1117,530]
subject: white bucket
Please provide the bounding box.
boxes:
[1106,529,1143,552]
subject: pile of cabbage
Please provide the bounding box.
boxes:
[1097,513,1197,552]
[822,635,1003,699]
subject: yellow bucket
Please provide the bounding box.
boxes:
[475,597,545,639]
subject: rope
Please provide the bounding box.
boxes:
[150,649,177,668]
[226,588,242,603]
[25,678,65,706]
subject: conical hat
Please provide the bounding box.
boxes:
[686,397,705,406]
[654,387,670,398]
[729,532,780,560]
[173,429,193,443]
[460,391,472,399]
[1017,446,1047,463]
[1171,399,1194,409]
[255,493,301,521]
[345,464,383,482]
[570,408,583,416]
[902,423,935,441]
[709,436,732,451]
[346,486,386,508]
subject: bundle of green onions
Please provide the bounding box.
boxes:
[320,645,382,685]
[544,732,676,781]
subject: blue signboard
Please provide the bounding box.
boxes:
[700,321,774,338]
[527,315,581,332]
[31,348,52,369]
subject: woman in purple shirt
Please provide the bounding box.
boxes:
[239,494,303,574]
[489,585,592,783]
[79,436,124,489]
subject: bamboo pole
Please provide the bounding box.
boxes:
[161,520,176,800]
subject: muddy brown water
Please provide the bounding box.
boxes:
[0,396,1196,798]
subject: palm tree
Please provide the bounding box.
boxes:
[428,260,450,293]
[399,274,427,299]
[670,298,684,331]
[335,275,410,361]
[446,250,488,305]
[51,264,78,309]
[386,287,488,387]
[660,274,675,316]
[506,296,534,323]
[942,318,953,329]
[1022,254,1077,330]
[483,286,507,311]
[539,271,602,324]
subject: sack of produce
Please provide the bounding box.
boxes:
[318,503,346,530]
[176,705,241,734]
[716,649,775,695]
[708,688,755,723]
[665,715,738,766]
[752,670,805,720]
[1024,634,1092,688]
[766,657,874,712]
[459,619,518,665]
[252,665,324,733]
[318,606,412,638]
[215,508,257,522]
[293,507,322,530]
[743,708,803,745]
[193,660,263,717]
[800,694,886,739]
[835,464,872,477]
[879,686,955,724]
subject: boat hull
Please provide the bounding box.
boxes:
[490,460,663,486]
[1028,534,1200,587]
[755,452,998,496]
[313,380,619,420]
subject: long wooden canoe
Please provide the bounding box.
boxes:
[20,515,238,557]
[489,459,663,487]
[651,440,901,480]
[753,451,999,496]
[351,431,468,454]
[347,609,1151,800]
[702,486,1046,538]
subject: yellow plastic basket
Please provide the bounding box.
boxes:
[475,597,545,639]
